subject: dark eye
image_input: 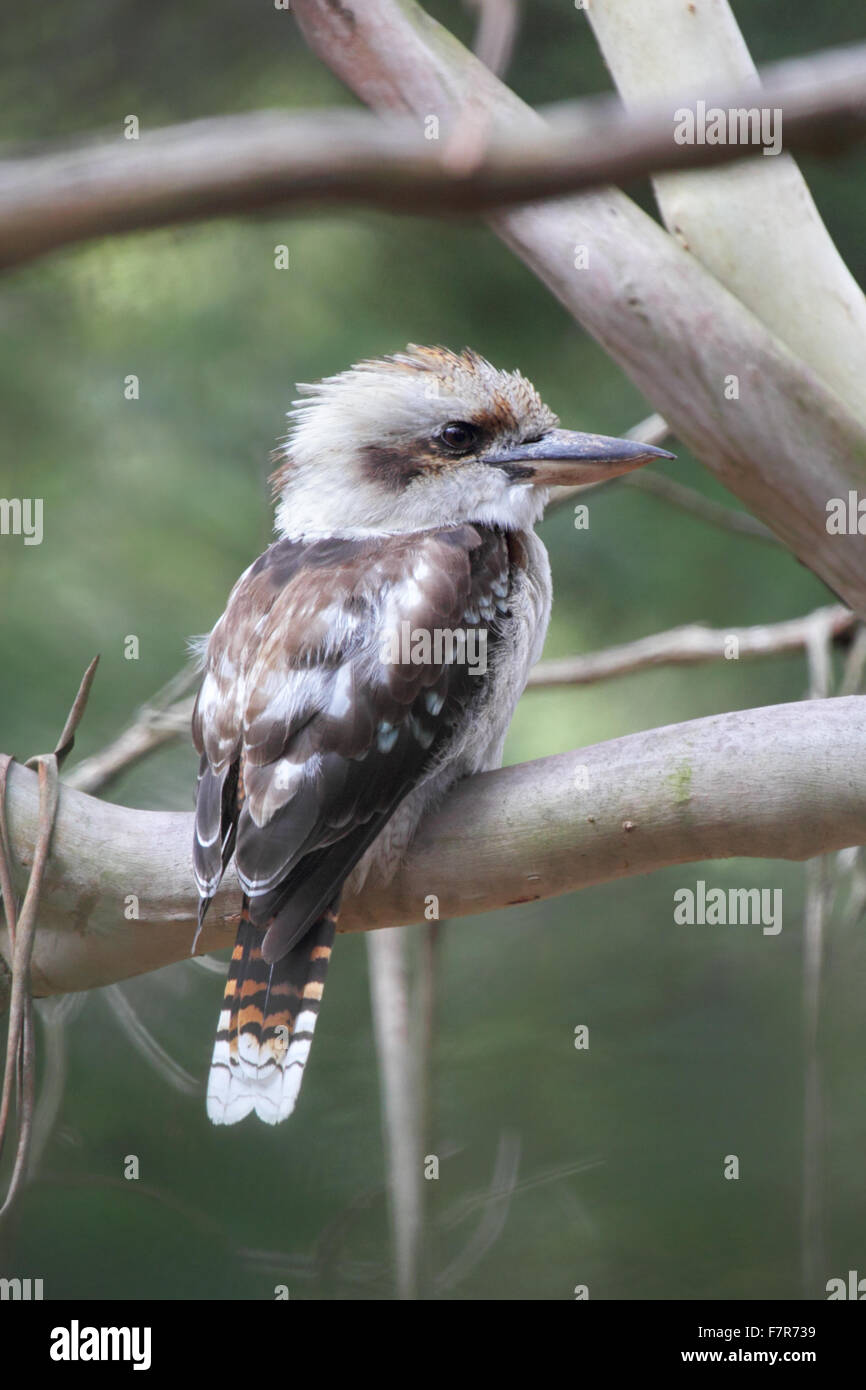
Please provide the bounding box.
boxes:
[439,420,477,453]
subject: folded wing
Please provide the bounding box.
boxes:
[193,524,511,962]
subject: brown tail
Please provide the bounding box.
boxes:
[207,900,336,1125]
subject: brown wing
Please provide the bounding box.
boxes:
[193,525,511,961]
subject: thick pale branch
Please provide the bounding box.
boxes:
[1,45,865,270]
[587,0,866,428]
[2,698,865,1001]
[295,0,866,618]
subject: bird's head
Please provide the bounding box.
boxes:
[271,345,673,537]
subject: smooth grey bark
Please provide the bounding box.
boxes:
[294,0,866,617]
[3,697,865,1002]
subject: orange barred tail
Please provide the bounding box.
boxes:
[207,900,336,1126]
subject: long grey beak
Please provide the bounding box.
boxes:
[486,428,675,487]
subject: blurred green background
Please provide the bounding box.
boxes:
[2,0,865,1300]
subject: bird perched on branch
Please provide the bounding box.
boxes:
[191,345,672,1125]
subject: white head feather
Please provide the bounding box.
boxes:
[272,345,558,538]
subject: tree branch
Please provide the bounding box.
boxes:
[295,0,866,620]
[586,0,866,432]
[527,605,854,688]
[3,697,866,1001]
[548,412,778,541]
[1,44,865,271]
[63,666,199,795]
[61,605,855,798]
[621,467,779,544]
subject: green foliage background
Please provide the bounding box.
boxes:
[1,0,865,1300]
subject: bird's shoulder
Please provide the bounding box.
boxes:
[207,525,511,669]
[192,524,516,768]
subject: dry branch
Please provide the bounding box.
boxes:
[621,468,778,544]
[527,606,854,688]
[3,697,866,1001]
[65,690,197,795]
[1,44,866,271]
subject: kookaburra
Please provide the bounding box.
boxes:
[192,345,672,1125]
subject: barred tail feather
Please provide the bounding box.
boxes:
[207,901,336,1126]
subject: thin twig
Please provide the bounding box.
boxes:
[0,660,99,1217]
[0,758,18,953]
[527,605,855,689]
[549,412,778,542]
[623,468,779,543]
[435,1131,522,1293]
[54,655,101,768]
[28,994,85,1176]
[103,985,201,1097]
[467,0,520,79]
[799,609,839,1296]
[188,953,230,975]
[0,756,59,1216]
[64,664,198,794]
[440,1153,602,1231]
[64,696,196,794]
